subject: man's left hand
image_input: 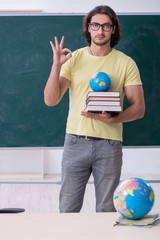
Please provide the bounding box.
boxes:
[81,111,115,124]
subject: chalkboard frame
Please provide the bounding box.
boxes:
[0,14,160,147]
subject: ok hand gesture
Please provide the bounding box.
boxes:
[50,36,72,67]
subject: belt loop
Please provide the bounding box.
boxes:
[85,136,90,140]
[76,135,81,139]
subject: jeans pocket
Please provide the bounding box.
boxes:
[108,139,122,146]
[65,134,77,145]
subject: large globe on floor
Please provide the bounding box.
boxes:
[113,178,155,219]
[90,72,111,91]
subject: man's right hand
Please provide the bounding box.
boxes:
[50,36,72,67]
[44,36,71,106]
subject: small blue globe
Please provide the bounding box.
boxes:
[113,178,155,220]
[90,72,111,91]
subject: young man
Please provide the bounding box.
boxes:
[44,5,145,213]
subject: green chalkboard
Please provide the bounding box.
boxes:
[0,15,160,147]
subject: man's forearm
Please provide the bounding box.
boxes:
[44,64,61,106]
[110,103,145,124]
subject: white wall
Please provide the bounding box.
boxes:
[0,0,160,179]
[0,0,160,13]
[44,148,160,176]
[0,148,160,180]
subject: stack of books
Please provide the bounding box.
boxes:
[84,91,121,114]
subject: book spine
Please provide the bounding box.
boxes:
[85,106,121,112]
[86,101,120,106]
[87,91,120,98]
[86,97,120,104]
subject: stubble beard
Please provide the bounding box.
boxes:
[92,35,111,46]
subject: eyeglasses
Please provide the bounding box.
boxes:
[89,22,113,32]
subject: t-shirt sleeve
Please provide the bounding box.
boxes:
[60,56,73,81]
[124,57,142,87]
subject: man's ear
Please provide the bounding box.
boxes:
[112,25,116,35]
[88,24,91,34]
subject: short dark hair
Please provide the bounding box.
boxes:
[82,5,121,48]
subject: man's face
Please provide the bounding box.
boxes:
[88,14,115,46]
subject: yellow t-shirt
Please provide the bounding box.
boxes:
[60,47,142,142]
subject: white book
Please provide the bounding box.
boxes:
[87,101,120,106]
[85,105,121,112]
[87,91,120,98]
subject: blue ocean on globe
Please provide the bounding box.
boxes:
[113,178,155,219]
[89,72,111,91]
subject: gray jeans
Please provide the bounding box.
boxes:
[59,134,122,213]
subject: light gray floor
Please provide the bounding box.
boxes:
[0,174,159,214]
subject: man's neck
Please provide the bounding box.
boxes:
[89,44,112,57]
